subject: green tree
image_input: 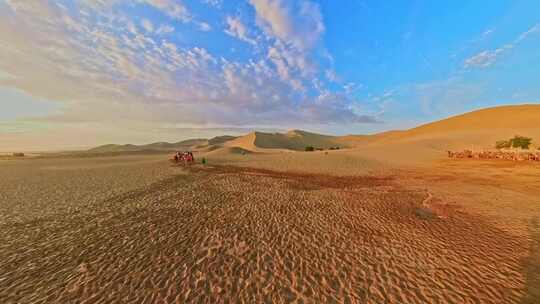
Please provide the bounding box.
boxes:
[305,146,315,152]
[509,135,532,149]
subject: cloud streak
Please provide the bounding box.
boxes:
[224,16,256,45]
[464,22,540,68]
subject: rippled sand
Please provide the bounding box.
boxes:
[0,155,533,303]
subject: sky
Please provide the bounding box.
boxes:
[1,0,539,151]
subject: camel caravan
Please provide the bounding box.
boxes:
[447,150,540,162]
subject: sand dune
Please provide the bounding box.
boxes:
[205,146,255,157]
[225,130,345,152]
[365,104,540,150]
[83,104,539,161]
[224,105,540,155]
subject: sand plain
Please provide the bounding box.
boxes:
[1,149,539,303]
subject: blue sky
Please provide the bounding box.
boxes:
[1,0,539,150]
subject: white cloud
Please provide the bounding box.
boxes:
[143,0,191,22]
[325,69,339,83]
[463,47,509,68]
[77,0,213,32]
[141,0,214,32]
[201,0,222,8]
[141,19,154,32]
[248,0,324,50]
[343,82,362,95]
[464,22,540,69]
[224,16,255,45]
[481,29,494,38]
[516,22,540,43]
[246,0,325,93]
[155,24,174,35]
[198,22,211,31]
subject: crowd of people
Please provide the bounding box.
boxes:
[173,151,194,164]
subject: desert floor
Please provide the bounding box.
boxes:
[1,151,539,303]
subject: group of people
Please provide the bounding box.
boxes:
[173,151,194,164]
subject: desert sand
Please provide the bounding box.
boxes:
[1,105,539,303]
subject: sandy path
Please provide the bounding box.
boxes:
[1,164,529,303]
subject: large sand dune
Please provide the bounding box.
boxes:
[82,104,539,163]
[225,130,346,152]
[367,104,540,150]
[224,104,540,156]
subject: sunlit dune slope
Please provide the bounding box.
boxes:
[225,130,345,151]
[205,146,254,157]
[218,104,539,166]
[225,104,540,153]
[370,104,540,150]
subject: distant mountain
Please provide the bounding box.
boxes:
[88,136,238,153]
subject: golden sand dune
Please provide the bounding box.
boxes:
[224,105,540,157]
[225,130,344,152]
[403,104,539,134]
[205,146,255,157]
[362,104,540,150]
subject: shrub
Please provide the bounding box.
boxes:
[305,146,315,152]
[495,140,511,149]
[201,157,207,164]
[496,136,533,150]
[509,135,532,149]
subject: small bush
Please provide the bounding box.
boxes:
[305,146,315,152]
[496,136,533,150]
[510,135,532,149]
[495,140,511,149]
[201,157,207,164]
